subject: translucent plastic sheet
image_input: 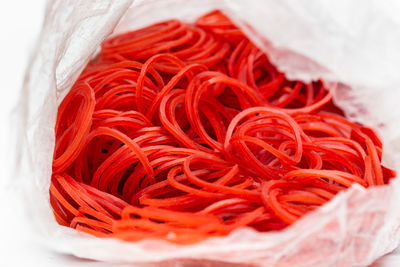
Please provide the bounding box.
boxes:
[15,0,400,266]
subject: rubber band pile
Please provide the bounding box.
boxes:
[50,10,396,244]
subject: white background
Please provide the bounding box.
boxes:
[0,1,399,266]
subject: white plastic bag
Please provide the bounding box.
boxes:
[15,0,400,266]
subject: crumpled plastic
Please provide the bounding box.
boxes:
[14,0,400,266]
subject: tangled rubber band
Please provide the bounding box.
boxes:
[50,10,396,244]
